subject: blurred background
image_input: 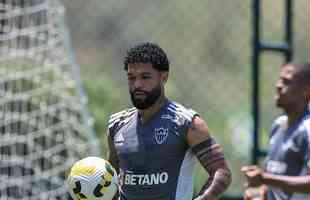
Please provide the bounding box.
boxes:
[1,0,310,199]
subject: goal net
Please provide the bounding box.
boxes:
[0,0,99,199]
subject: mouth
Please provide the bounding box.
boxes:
[275,92,281,98]
[274,95,280,101]
[274,93,282,99]
[133,92,146,99]
[133,90,146,95]
[134,91,145,95]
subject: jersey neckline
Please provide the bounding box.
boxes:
[137,99,170,127]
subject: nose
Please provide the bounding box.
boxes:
[133,79,144,90]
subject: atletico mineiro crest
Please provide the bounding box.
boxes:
[154,127,169,144]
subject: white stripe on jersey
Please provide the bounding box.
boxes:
[175,149,197,200]
[108,108,136,129]
[167,103,197,121]
[169,102,197,117]
[109,108,136,122]
[302,114,310,142]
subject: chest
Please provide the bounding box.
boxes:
[266,129,305,175]
[113,119,188,171]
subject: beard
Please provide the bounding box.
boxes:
[275,94,282,107]
[130,85,161,109]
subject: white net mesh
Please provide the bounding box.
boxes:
[0,0,99,199]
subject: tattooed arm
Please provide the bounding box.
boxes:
[187,116,232,200]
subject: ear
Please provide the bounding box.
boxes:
[303,85,310,98]
[160,71,169,84]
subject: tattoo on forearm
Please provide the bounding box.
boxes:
[192,137,231,197]
[205,169,231,197]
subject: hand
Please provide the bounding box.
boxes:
[259,185,268,200]
[241,165,264,187]
[243,186,268,200]
[243,187,258,200]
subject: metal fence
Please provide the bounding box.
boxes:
[62,0,310,197]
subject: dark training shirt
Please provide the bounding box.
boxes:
[108,100,198,200]
[265,112,310,200]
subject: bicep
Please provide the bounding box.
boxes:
[188,116,230,172]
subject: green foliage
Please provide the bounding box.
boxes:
[82,70,124,154]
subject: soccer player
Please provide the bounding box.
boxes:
[242,63,310,200]
[107,42,232,200]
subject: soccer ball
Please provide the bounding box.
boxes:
[67,157,118,200]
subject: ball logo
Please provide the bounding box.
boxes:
[154,127,169,144]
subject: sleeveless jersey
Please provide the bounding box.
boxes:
[108,100,198,200]
[265,112,310,200]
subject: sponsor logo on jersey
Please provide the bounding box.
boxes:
[154,127,169,144]
[266,160,287,174]
[123,172,168,185]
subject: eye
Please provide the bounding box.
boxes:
[142,75,151,80]
[127,76,135,82]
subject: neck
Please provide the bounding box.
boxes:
[285,102,309,127]
[138,95,167,124]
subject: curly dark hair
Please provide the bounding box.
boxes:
[124,42,169,71]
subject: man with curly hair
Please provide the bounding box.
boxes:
[107,42,232,200]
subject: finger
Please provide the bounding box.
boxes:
[243,193,250,200]
[243,194,251,200]
[246,169,260,178]
[241,165,258,172]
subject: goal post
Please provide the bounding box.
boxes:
[0,0,100,199]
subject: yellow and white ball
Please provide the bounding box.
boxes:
[67,157,118,200]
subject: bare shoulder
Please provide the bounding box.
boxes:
[187,116,212,146]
